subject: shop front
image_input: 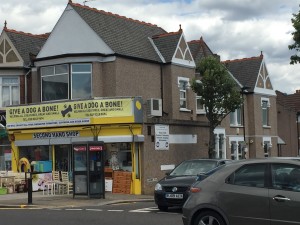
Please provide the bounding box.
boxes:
[6,97,144,194]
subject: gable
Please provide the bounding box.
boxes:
[37,5,114,59]
[0,31,23,67]
[254,61,275,96]
[172,34,195,68]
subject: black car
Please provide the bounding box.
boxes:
[154,159,230,211]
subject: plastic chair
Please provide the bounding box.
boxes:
[59,171,73,194]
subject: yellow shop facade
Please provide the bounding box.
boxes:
[6,97,144,194]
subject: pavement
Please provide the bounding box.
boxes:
[0,191,154,209]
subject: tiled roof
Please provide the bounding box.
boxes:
[188,37,215,63]
[276,90,300,112]
[4,28,48,66]
[222,55,263,92]
[70,2,167,63]
[152,31,182,63]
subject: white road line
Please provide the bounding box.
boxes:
[129,207,159,213]
[107,210,124,212]
[85,209,103,212]
[65,209,83,211]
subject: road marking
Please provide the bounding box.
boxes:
[86,209,103,212]
[107,210,124,212]
[65,209,83,211]
[130,207,158,213]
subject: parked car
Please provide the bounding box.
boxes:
[182,158,300,225]
[154,159,230,211]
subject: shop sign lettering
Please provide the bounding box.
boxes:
[33,131,79,139]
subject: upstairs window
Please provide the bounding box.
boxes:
[261,98,270,127]
[178,77,189,110]
[41,63,92,102]
[1,77,19,107]
[196,95,205,114]
[230,108,242,126]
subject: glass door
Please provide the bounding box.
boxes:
[73,144,87,195]
[89,144,104,197]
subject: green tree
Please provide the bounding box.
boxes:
[289,9,300,64]
[191,56,243,158]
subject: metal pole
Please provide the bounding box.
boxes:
[27,174,32,205]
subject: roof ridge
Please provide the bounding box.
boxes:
[222,55,263,64]
[70,2,159,28]
[152,31,182,39]
[4,28,49,39]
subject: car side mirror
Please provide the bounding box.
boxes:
[165,172,170,176]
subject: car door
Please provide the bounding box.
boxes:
[269,163,300,225]
[218,163,270,225]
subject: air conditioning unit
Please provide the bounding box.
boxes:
[147,98,162,117]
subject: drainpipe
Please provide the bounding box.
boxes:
[160,64,164,114]
[24,70,31,104]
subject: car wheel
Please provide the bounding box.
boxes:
[157,205,168,211]
[194,211,225,225]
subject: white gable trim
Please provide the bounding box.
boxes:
[0,31,23,67]
[148,37,166,63]
[37,5,114,59]
[254,60,275,96]
[171,33,195,68]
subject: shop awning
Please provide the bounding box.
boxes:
[0,128,7,138]
[277,136,286,145]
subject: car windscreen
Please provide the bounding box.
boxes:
[170,160,218,176]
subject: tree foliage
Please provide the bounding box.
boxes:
[191,56,243,158]
[289,9,300,64]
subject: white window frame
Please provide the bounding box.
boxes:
[229,137,245,160]
[263,137,272,157]
[230,107,242,126]
[0,76,20,107]
[178,77,190,111]
[214,128,226,159]
[195,80,205,114]
[261,97,270,127]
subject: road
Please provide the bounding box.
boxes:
[0,202,183,225]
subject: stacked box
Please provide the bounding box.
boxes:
[112,171,131,194]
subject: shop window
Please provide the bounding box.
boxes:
[19,146,52,171]
[41,63,92,101]
[105,143,132,172]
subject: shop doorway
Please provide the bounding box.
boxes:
[54,145,72,172]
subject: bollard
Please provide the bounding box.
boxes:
[27,177,32,205]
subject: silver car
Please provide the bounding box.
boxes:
[182,158,300,225]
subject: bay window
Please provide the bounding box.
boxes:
[41,63,92,101]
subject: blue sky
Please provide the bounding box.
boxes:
[1,0,300,94]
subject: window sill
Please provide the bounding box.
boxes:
[263,125,271,129]
[230,125,243,128]
[180,108,192,112]
[196,111,206,115]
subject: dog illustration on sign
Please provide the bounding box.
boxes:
[61,104,72,117]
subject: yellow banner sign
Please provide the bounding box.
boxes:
[7,98,134,129]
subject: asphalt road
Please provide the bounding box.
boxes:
[0,201,183,225]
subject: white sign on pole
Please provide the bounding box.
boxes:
[155,124,169,150]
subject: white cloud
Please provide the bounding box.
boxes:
[0,0,299,94]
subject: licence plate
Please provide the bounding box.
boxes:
[165,193,183,199]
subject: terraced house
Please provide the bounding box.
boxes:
[0,0,285,195]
